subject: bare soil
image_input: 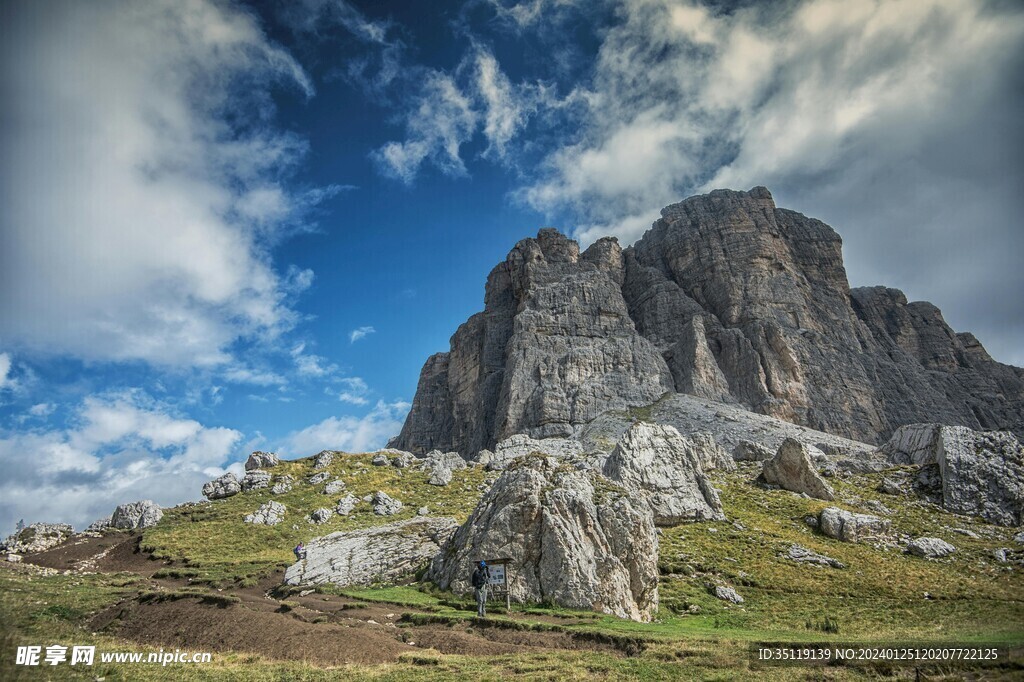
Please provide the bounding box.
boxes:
[21,533,640,665]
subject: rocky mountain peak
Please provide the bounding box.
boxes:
[392,188,1022,455]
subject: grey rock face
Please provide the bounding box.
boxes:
[492,434,584,465]
[285,518,458,587]
[733,440,774,462]
[428,465,452,486]
[427,456,659,622]
[2,523,74,554]
[394,188,1023,455]
[691,432,736,471]
[907,537,956,558]
[241,470,271,492]
[111,500,163,529]
[818,507,891,543]
[335,494,359,516]
[202,473,241,500]
[387,450,416,468]
[245,451,280,471]
[603,422,725,525]
[420,450,468,472]
[392,230,674,456]
[712,585,744,604]
[371,454,389,466]
[371,491,403,516]
[271,475,294,494]
[245,501,286,526]
[784,544,845,568]
[308,508,334,525]
[85,515,113,532]
[880,423,1024,526]
[324,480,346,495]
[313,451,335,470]
[308,472,330,485]
[761,439,835,501]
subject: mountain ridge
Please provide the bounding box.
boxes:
[392,187,1023,454]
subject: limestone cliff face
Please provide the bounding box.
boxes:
[393,188,1023,454]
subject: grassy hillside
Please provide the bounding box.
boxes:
[2,449,1022,680]
[141,453,490,586]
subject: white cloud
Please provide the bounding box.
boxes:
[290,342,338,377]
[349,326,376,343]
[473,48,531,160]
[223,365,287,387]
[0,353,11,390]
[372,72,478,183]
[0,391,243,533]
[282,400,410,456]
[28,403,54,418]
[337,377,370,405]
[0,0,329,368]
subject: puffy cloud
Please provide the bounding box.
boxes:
[348,326,376,343]
[0,391,243,533]
[0,0,332,368]
[282,400,410,456]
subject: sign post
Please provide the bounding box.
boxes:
[484,557,512,611]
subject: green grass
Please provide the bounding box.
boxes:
[141,452,489,586]
[3,448,1023,680]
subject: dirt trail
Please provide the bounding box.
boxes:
[21,532,643,665]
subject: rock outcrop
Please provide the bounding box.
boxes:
[202,473,241,500]
[880,423,1024,526]
[393,188,1023,455]
[371,491,403,516]
[818,507,890,543]
[602,422,725,525]
[285,518,458,587]
[244,501,286,526]
[427,456,659,622]
[761,439,835,501]
[907,537,956,558]
[245,451,279,471]
[2,523,73,554]
[110,500,163,529]
[241,470,271,492]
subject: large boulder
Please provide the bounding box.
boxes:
[202,472,241,500]
[371,491,403,516]
[271,475,294,494]
[241,470,271,492]
[244,501,286,526]
[2,523,73,554]
[285,517,458,587]
[490,434,584,468]
[427,456,659,622]
[111,500,163,529]
[818,507,890,543]
[603,422,725,525]
[245,451,280,471]
[691,432,736,472]
[420,450,468,472]
[312,451,335,470]
[907,537,956,558]
[879,424,1024,526]
[761,439,835,501]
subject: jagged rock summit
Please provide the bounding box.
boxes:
[393,187,1022,455]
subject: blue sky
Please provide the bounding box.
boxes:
[1,0,1022,532]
